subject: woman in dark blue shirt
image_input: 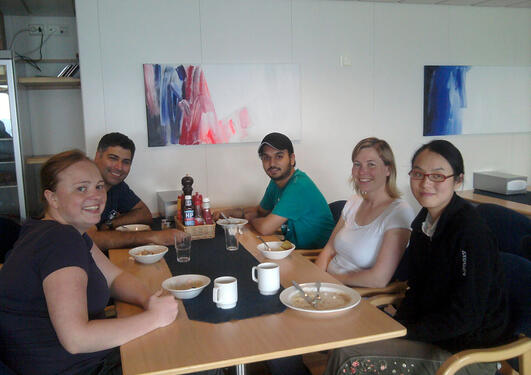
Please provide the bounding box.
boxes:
[0,150,179,375]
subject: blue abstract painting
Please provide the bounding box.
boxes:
[423,66,531,136]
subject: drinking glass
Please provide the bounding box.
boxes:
[223,225,239,251]
[175,233,192,263]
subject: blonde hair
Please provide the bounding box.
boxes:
[351,137,400,199]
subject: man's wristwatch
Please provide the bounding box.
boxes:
[104,209,119,230]
[105,219,114,230]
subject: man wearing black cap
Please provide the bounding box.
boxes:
[216,132,334,250]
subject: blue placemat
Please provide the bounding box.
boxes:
[163,226,286,323]
[473,190,531,205]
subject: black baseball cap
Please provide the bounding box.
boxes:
[258,132,294,155]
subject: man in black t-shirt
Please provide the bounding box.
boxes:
[87,133,185,250]
[94,133,151,229]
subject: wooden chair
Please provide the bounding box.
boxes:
[436,336,530,375]
[368,252,531,375]
[293,248,322,262]
[355,280,408,298]
[368,293,530,375]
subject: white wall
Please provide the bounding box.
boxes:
[76,0,531,214]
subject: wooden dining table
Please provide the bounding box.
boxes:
[109,226,406,375]
[457,187,531,217]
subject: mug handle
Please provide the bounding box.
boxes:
[251,266,258,282]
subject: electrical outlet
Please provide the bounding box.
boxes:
[58,25,69,36]
[46,25,59,35]
[28,24,44,35]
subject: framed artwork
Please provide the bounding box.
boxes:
[143,63,301,147]
[423,66,531,136]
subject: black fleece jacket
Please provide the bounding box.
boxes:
[395,193,510,353]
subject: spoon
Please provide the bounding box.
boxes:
[220,212,228,219]
[313,281,321,307]
[292,281,316,308]
[257,236,272,251]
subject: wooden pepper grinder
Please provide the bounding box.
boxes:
[181,174,194,222]
[181,174,194,196]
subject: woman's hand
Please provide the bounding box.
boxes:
[146,290,178,328]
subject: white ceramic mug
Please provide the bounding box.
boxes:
[251,262,280,295]
[212,276,238,309]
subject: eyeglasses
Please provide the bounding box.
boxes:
[408,170,454,183]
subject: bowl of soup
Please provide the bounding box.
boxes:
[129,245,168,264]
[257,240,295,260]
[162,274,211,299]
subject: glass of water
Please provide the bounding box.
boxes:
[223,225,239,251]
[175,232,192,263]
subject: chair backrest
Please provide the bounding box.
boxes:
[294,200,346,262]
[497,252,531,373]
[0,217,21,263]
[500,252,531,337]
[328,200,346,224]
[476,203,531,261]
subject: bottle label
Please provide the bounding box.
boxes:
[184,209,195,226]
[203,209,213,224]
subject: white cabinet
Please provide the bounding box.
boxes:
[0,50,26,220]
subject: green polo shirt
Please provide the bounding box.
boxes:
[259,169,335,249]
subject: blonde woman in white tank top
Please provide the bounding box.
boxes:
[316,138,414,288]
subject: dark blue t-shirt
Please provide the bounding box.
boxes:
[0,219,112,375]
[99,181,141,225]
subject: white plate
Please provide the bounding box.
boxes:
[216,218,248,227]
[116,224,151,232]
[280,282,361,313]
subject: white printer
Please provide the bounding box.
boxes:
[473,171,528,195]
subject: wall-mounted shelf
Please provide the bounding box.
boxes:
[0,138,13,141]
[26,155,52,165]
[0,185,17,189]
[18,58,78,64]
[18,77,80,89]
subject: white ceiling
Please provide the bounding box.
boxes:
[358,0,531,6]
[0,0,530,17]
